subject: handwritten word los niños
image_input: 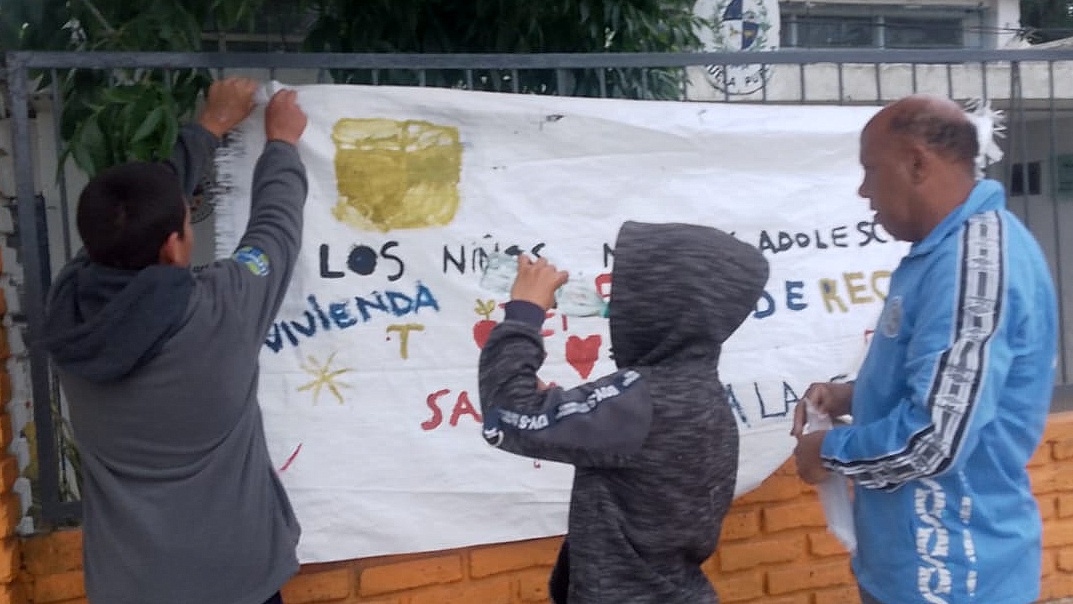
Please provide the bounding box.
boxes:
[319,242,405,281]
[265,283,441,353]
[442,236,547,275]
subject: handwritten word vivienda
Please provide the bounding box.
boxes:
[755,221,891,255]
[422,389,482,430]
[319,242,405,281]
[264,284,440,353]
[443,236,547,275]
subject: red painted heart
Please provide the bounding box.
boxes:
[565,334,602,379]
[473,319,497,349]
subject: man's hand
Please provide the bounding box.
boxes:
[198,77,258,139]
[511,255,568,311]
[794,430,831,484]
[265,89,307,146]
[791,381,854,437]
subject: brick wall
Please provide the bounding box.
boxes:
[0,249,26,604]
[12,411,1073,604]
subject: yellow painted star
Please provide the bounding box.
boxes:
[297,352,353,405]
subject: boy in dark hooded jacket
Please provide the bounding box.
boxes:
[478,221,769,604]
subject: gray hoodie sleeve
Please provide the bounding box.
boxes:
[203,141,308,343]
[166,123,220,195]
[478,302,653,468]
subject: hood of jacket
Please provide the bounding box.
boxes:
[608,221,769,368]
[42,252,195,382]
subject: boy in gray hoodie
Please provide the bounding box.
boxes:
[479,221,769,603]
[42,79,307,604]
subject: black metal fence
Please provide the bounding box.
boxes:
[4,48,1073,525]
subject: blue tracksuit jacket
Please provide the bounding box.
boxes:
[821,179,1057,604]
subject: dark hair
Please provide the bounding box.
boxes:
[76,162,187,270]
[889,109,979,170]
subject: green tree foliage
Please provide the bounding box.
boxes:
[303,0,707,98]
[1021,0,1073,43]
[4,0,707,176]
[0,0,71,50]
[3,0,267,175]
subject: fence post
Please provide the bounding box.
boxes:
[4,52,63,525]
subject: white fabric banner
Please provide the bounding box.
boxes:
[212,84,907,563]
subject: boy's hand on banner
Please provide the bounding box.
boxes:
[199,77,258,138]
[265,89,308,146]
[511,254,568,311]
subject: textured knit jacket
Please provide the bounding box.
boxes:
[479,221,769,604]
[822,179,1058,604]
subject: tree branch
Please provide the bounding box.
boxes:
[77,0,116,34]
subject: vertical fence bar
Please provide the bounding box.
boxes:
[1014,63,1029,227]
[48,69,72,262]
[6,54,63,524]
[1001,66,1013,187]
[874,63,883,104]
[837,63,845,105]
[799,63,806,103]
[597,68,608,98]
[761,63,769,103]
[556,69,568,96]
[1048,60,1068,384]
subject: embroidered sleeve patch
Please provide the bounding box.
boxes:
[233,246,271,276]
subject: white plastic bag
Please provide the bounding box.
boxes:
[804,400,858,555]
[479,251,607,317]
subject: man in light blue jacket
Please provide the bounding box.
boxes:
[793,94,1058,604]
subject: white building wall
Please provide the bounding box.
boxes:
[989,0,1026,48]
[998,116,1073,383]
[687,60,1073,103]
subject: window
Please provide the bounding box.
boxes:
[780,5,975,49]
[1010,161,1043,196]
[794,16,873,48]
[884,18,963,48]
